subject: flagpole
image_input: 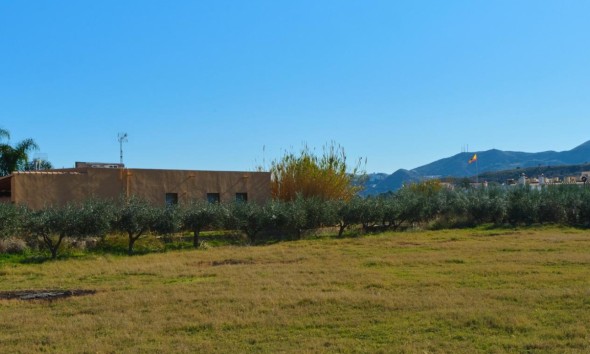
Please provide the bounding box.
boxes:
[476,157,479,185]
[468,153,478,186]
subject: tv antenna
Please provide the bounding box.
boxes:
[32,153,49,170]
[118,132,128,164]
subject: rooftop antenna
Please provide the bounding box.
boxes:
[118,132,128,165]
[32,153,49,170]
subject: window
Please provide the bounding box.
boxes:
[235,193,248,202]
[207,193,220,204]
[165,193,178,206]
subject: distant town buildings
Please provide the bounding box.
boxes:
[508,171,590,190]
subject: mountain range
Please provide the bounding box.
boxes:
[362,140,590,196]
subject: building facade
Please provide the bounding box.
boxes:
[0,166,271,209]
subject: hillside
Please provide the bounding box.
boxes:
[360,169,420,196]
[363,140,590,195]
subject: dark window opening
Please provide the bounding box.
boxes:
[165,193,178,206]
[207,193,220,204]
[235,193,248,202]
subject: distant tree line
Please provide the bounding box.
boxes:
[2,183,590,259]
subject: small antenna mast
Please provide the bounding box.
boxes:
[118,132,128,164]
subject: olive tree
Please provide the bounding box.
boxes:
[331,198,360,237]
[263,199,291,236]
[434,188,468,228]
[465,187,507,225]
[536,186,568,225]
[380,195,409,231]
[181,201,222,247]
[0,203,26,239]
[506,187,540,225]
[26,200,113,259]
[393,187,428,226]
[152,205,182,238]
[283,196,338,238]
[577,187,590,227]
[222,202,263,243]
[113,197,159,255]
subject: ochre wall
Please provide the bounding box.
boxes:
[12,173,96,209]
[12,168,271,209]
[124,169,271,205]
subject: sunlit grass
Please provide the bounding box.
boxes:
[1,228,589,353]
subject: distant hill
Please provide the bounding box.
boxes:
[360,170,421,196]
[362,140,590,195]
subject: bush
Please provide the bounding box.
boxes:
[465,187,507,225]
[268,142,364,201]
[0,237,29,254]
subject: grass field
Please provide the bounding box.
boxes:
[1,227,589,353]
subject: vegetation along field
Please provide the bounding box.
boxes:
[1,227,589,353]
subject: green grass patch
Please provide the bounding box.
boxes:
[0,227,589,352]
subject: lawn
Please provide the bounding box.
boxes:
[1,228,589,353]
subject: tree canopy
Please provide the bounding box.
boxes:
[0,128,41,176]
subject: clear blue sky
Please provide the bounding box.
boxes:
[1,1,589,173]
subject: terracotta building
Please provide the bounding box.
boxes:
[0,163,271,209]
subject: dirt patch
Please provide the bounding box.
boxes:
[0,289,96,301]
[211,258,255,266]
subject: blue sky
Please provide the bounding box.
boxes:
[1,1,589,173]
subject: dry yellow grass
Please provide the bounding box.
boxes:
[1,227,589,353]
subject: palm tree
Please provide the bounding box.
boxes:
[0,129,40,176]
[0,128,9,141]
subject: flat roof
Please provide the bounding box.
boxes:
[12,171,84,175]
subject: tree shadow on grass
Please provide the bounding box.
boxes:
[18,252,86,264]
[19,255,50,264]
